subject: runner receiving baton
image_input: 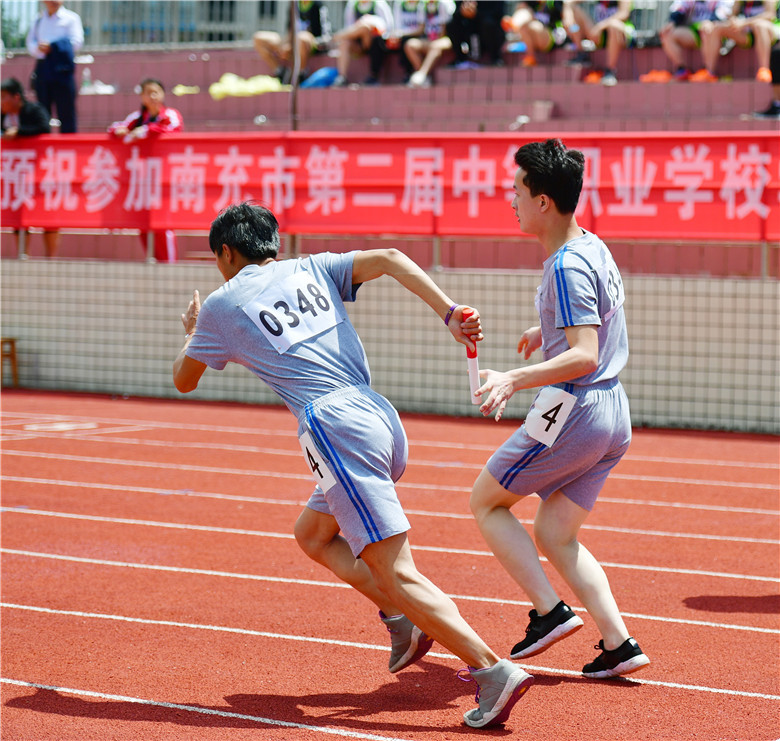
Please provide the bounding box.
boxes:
[469,140,650,679]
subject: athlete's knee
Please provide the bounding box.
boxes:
[533,517,577,560]
[469,467,507,522]
[293,509,332,559]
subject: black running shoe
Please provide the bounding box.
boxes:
[509,601,584,659]
[753,101,780,119]
[582,637,650,678]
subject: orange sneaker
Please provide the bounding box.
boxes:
[521,55,537,67]
[583,70,604,83]
[756,67,772,83]
[689,68,718,82]
[639,69,672,83]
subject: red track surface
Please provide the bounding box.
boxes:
[1,390,778,741]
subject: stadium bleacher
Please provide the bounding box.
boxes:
[0,40,775,134]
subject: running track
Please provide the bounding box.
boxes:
[1,390,778,741]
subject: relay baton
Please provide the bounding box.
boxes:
[462,309,481,405]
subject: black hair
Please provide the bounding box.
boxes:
[209,202,281,261]
[513,139,585,215]
[1,78,25,99]
[140,78,165,92]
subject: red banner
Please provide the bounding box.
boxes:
[2,132,778,242]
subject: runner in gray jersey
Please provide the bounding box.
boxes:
[470,139,650,680]
[173,201,535,728]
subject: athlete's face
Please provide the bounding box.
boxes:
[511,167,541,234]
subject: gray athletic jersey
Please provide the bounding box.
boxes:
[537,229,628,386]
[187,251,370,416]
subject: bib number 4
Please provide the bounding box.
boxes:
[298,430,338,492]
[524,387,577,447]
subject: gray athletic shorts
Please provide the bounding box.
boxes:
[300,385,410,557]
[486,378,631,511]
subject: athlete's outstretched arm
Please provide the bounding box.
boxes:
[173,289,208,393]
[478,324,599,421]
[352,248,483,351]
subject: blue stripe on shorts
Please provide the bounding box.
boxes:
[305,404,383,544]
[300,385,410,556]
[500,440,547,489]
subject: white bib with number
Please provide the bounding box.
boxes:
[242,272,343,354]
[298,430,338,492]
[525,386,577,448]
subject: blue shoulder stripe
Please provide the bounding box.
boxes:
[553,246,574,327]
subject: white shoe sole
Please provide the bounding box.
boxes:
[583,653,650,679]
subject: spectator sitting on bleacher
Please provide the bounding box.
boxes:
[640,0,736,83]
[365,0,427,85]
[501,1,568,68]
[253,1,331,84]
[697,1,779,83]
[1,77,51,139]
[753,40,780,115]
[446,1,506,67]
[1,77,58,259]
[332,0,395,86]
[108,79,183,263]
[405,0,456,87]
[566,1,636,86]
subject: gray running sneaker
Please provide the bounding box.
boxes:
[379,612,434,673]
[459,659,534,728]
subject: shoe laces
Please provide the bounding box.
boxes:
[457,667,480,702]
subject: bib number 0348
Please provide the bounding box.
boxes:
[243,272,343,354]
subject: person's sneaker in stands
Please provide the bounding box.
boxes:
[380,612,433,673]
[601,70,618,86]
[672,66,691,81]
[510,601,584,659]
[583,69,604,84]
[582,637,650,679]
[332,74,347,87]
[459,659,534,728]
[639,69,672,82]
[689,68,718,82]
[408,70,430,88]
[753,100,780,118]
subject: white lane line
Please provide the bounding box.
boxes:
[3,500,778,551]
[4,475,777,517]
[3,550,779,631]
[2,450,776,491]
[2,411,777,470]
[4,429,778,471]
[0,678,416,741]
[3,510,779,581]
[2,607,779,701]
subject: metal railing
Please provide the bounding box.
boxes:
[2,1,673,53]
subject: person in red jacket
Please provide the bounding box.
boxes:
[108,78,183,262]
